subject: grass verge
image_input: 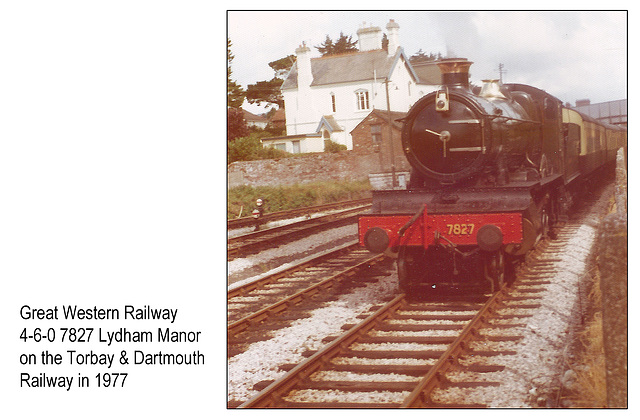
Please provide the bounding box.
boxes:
[227,180,371,219]
[563,266,607,407]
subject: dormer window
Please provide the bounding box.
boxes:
[355,89,370,111]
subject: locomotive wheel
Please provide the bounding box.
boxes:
[540,206,550,239]
[538,193,557,240]
[483,250,505,293]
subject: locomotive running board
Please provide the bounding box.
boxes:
[369,187,534,215]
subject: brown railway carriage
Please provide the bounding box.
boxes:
[563,107,627,179]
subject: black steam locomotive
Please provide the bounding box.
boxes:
[359,58,626,293]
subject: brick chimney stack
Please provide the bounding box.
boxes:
[386,19,400,56]
[357,22,382,51]
[295,42,312,88]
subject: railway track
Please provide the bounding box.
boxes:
[233,209,606,408]
[227,205,369,260]
[228,198,371,230]
[229,180,615,408]
[236,285,539,408]
[228,242,390,357]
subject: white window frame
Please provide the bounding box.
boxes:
[355,89,370,111]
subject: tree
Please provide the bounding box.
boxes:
[315,32,358,56]
[227,107,249,142]
[245,55,294,110]
[410,49,443,64]
[315,35,334,56]
[227,39,245,108]
[245,78,284,108]
[269,55,296,79]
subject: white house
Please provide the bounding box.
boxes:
[242,109,268,129]
[274,19,439,152]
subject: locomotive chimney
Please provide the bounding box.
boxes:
[436,58,473,88]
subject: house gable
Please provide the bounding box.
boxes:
[351,109,410,174]
[279,19,440,152]
[316,115,343,134]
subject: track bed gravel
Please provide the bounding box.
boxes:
[227,184,614,407]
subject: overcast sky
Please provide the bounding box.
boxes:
[228,10,627,113]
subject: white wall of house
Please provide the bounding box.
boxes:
[283,64,431,150]
[281,20,438,152]
[247,120,268,129]
[262,135,324,154]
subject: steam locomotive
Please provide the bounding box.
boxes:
[359,58,626,294]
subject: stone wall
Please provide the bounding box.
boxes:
[227,151,381,188]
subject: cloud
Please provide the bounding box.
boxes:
[228,11,627,107]
[466,11,626,103]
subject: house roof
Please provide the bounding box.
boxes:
[411,61,442,85]
[269,108,286,123]
[316,115,343,133]
[282,48,419,90]
[261,133,321,143]
[241,109,268,122]
[350,109,407,134]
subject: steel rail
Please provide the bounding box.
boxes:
[228,205,368,244]
[400,288,507,407]
[228,252,387,337]
[228,198,372,230]
[227,241,360,299]
[227,206,368,259]
[238,294,408,408]
[238,289,511,408]
[231,181,614,408]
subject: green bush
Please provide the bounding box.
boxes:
[324,139,347,153]
[227,180,371,219]
[228,132,290,163]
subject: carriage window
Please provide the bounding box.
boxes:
[564,123,581,154]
